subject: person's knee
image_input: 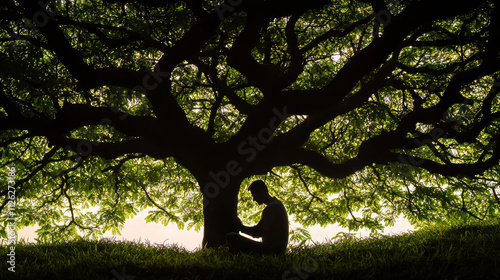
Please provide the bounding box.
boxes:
[225,232,240,242]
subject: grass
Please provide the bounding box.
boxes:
[1,220,499,280]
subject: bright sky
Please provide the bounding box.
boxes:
[15,209,414,251]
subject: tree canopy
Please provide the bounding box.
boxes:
[1,0,499,245]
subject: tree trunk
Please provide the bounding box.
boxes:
[200,179,242,249]
[179,145,247,249]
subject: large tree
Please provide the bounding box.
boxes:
[1,0,499,248]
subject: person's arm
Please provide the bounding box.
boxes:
[236,216,265,237]
[240,205,276,238]
[240,225,265,238]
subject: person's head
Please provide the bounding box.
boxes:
[248,180,272,205]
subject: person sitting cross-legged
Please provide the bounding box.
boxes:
[226,180,289,255]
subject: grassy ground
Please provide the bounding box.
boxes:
[1,221,499,280]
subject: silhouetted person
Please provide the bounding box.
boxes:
[226,180,289,255]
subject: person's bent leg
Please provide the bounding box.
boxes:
[225,232,241,253]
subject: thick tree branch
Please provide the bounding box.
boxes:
[227,12,282,93]
[285,0,488,115]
